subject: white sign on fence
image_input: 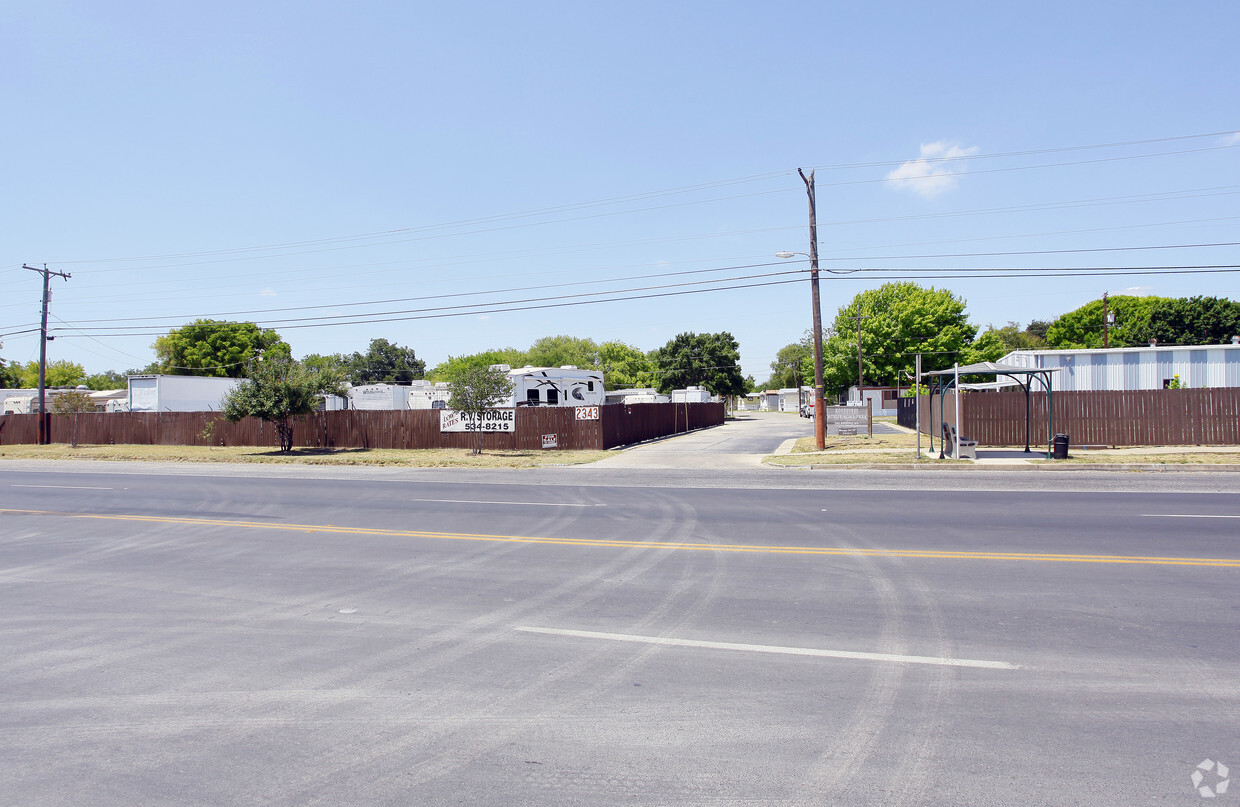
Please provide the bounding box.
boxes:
[439,408,516,433]
[575,406,600,420]
[541,433,558,449]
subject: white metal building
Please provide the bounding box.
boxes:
[999,341,1240,391]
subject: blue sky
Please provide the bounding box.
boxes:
[2,1,1237,383]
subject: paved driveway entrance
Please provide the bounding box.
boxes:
[591,412,813,469]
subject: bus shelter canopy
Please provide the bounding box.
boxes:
[921,363,1059,457]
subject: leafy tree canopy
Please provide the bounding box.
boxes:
[344,338,426,385]
[597,341,655,390]
[651,331,747,397]
[221,358,345,452]
[17,359,87,388]
[426,349,527,384]
[85,370,128,391]
[153,319,291,378]
[764,333,813,390]
[816,282,976,392]
[447,365,515,455]
[301,353,352,377]
[524,335,600,369]
[50,390,95,415]
[1136,296,1240,346]
[1044,296,1168,348]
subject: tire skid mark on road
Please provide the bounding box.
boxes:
[264,489,715,804]
[791,530,909,803]
[881,557,959,806]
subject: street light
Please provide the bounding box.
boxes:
[777,168,826,451]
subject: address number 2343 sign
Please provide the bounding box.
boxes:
[574,406,600,420]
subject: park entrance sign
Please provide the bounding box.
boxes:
[822,401,872,436]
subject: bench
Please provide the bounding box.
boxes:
[941,422,978,459]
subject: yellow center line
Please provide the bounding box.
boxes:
[3,507,1239,568]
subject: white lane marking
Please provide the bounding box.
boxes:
[11,484,114,490]
[1141,514,1240,519]
[517,626,1017,670]
[408,498,600,507]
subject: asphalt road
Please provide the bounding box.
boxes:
[2,454,1238,806]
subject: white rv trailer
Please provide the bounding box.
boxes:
[2,389,39,415]
[408,380,452,410]
[605,387,670,405]
[671,386,713,404]
[348,383,410,411]
[128,375,241,412]
[497,365,606,407]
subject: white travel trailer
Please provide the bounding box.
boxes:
[605,387,670,405]
[671,386,713,404]
[128,375,240,412]
[348,383,410,411]
[408,380,452,410]
[499,365,606,407]
[2,389,39,414]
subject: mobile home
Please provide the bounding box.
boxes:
[128,375,240,413]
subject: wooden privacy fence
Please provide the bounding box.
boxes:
[0,402,726,451]
[905,388,1240,446]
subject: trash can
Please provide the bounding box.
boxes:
[1052,433,1069,460]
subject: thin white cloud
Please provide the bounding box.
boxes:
[886,141,980,198]
[259,288,277,296]
[1221,132,1240,146]
[1122,285,1153,294]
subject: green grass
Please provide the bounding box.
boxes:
[0,443,612,468]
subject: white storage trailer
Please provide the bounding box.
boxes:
[127,375,240,412]
[348,383,410,410]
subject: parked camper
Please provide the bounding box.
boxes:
[671,386,713,404]
[504,366,605,407]
[348,383,410,411]
[128,375,240,412]
[408,380,452,410]
[605,387,670,405]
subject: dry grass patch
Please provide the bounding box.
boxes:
[0,444,610,468]
[788,433,919,453]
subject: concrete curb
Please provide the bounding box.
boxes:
[796,462,1240,472]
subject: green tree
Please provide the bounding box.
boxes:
[447,365,515,455]
[345,338,426,384]
[221,358,345,452]
[85,370,128,390]
[524,335,600,369]
[1045,296,1168,348]
[1135,296,1240,345]
[766,333,813,389]
[0,355,21,388]
[597,341,655,389]
[50,389,95,414]
[818,283,976,392]
[1025,319,1051,342]
[426,349,527,384]
[962,328,1011,365]
[301,353,352,377]
[51,389,96,448]
[153,319,291,378]
[17,359,87,388]
[651,332,747,397]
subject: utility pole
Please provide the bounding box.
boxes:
[799,168,826,452]
[846,313,871,404]
[1102,291,1112,349]
[24,263,71,445]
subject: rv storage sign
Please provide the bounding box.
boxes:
[439,409,516,433]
